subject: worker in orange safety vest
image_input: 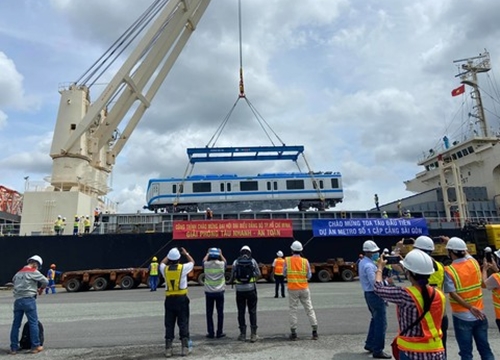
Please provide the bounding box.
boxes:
[284,241,318,341]
[272,250,285,298]
[482,250,500,333]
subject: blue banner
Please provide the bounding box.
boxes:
[312,218,428,237]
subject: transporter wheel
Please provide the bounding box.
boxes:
[92,277,108,291]
[224,272,232,284]
[120,276,135,290]
[65,278,81,293]
[317,269,332,282]
[341,269,355,282]
[197,273,206,286]
[267,273,275,283]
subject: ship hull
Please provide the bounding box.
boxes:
[0,228,464,286]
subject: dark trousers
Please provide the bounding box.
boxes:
[274,275,285,297]
[205,292,224,336]
[236,290,257,328]
[164,295,190,343]
[496,318,500,333]
[441,314,449,352]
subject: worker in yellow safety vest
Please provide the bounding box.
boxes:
[443,237,494,359]
[375,249,446,359]
[148,256,159,292]
[482,249,500,333]
[54,215,62,236]
[272,250,285,298]
[413,236,448,353]
[160,247,194,357]
[284,241,318,341]
[83,216,91,234]
[73,216,80,236]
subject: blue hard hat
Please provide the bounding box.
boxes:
[208,248,220,257]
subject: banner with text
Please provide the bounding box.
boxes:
[312,218,428,237]
[173,219,293,240]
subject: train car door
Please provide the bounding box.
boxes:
[218,182,233,201]
[266,181,278,199]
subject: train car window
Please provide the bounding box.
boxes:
[227,183,232,192]
[193,182,212,193]
[319,180,324,189]
[273,181,278,190]
[331,178,339,188]
[179,184,183,193]
[267,182,271,191]
[172,184,176,194]
[286,180,304,190]
[240,181,258,191]
[220,183,224,192]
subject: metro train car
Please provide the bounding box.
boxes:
[146,172,343,212]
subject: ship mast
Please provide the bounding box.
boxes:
[453,50,491,137]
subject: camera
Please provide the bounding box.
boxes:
[383,255,401,265]
[486,252,493,263]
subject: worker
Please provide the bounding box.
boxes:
[205,207,213,220]
[94,207,101,226]
[358,240,391,359]
[148,256,159,292]
[375,249,446,359]
[404,209,412,218]
[272,250,285,298]
[443,237,495,359]
[45,264,61,295]
[397,200,402,217]
[84,216,91,234]
[413,235,448,353]
[381,248,394,285]
[61,217,66,235]
[73,215,80,236]
[9,255,48,355]
[284,240,318,341]
[374,194,380,211]
[160,247,195,357]
[54,215,62,236]
[382,211,388,218]
[202,247,227,339]
[231,245,260,342]
[482,254,500,333]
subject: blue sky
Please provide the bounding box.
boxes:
[1,0,500,213]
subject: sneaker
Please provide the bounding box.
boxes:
[31,346,44,354]
[250,333,258,343]
[216,333,226,339]
[274,295,278,298]
[289,332,297,341]
[372,351,391,359]
[312,331,318,340]
[364,346,373,353]
[9,350,17,355]
[206,334,215,339]
[165,347,173,358]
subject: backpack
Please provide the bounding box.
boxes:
[20,321,44,350]
[234,256,255,284]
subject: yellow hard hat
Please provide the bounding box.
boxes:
[152,256,157,261]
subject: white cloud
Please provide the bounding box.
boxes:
[0,52,26,109]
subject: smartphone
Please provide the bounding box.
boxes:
[384,255,401,265]
[486,252,493,263]
[402,238,414,245]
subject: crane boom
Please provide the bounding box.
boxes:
[50,0,210,195]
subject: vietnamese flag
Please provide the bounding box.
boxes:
[451,84,465,97]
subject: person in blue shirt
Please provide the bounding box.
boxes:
[358,240,391,359]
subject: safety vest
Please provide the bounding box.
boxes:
[445,258,483,312]
[203,261,226,292]
[54,219,62,230]
[274,257,285,276]
[396,286,445,353]
[165,263,187,296]
[428,261,444,289]
[286,256,308,290]
[47,269,55,280]
[74,220,79,228]
[84,219,91,227]
[490,273,500,319]
[149,262,159,276]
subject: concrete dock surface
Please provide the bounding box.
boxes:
[0,281,499,359]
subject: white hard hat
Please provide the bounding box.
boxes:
[63,217,66,220]
[291,241,303,252]
[240,245,251,253]
[277,250,284,257]
[414,236,435,251]
[383,248,389,253]
[27,255,43,267]
[484,247,492,253]
[446,237,467,251]
[494,249,500,258]
[362,240,380,252]
[391,251,396,255]
[401,249,435,275]
[167,248,181,261]
[57,215,61,218]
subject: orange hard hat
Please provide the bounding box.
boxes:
[50,264,56,268]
